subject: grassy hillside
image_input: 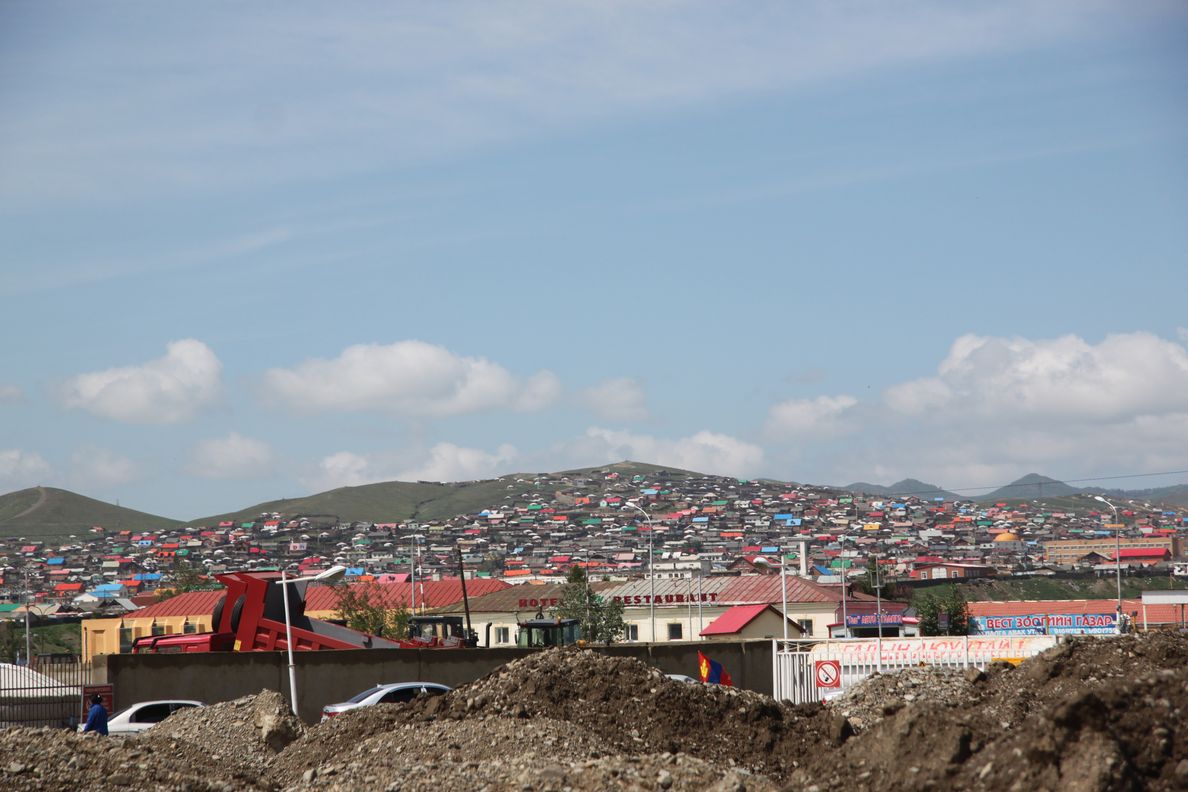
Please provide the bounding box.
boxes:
[0,487,182,538]
[192,460,704,526]
[909,574,1188,605]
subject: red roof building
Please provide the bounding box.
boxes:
[699,604,803,639]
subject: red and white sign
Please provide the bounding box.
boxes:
[814,660,841,688]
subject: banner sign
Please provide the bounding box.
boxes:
[970,613,1117,636]
[812,636,1058,664]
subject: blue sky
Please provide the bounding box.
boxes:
[2,1,1186,520]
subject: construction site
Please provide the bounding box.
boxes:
[0,630,1184,791]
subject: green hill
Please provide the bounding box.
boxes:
[976,473,1080,501]
[843,478,958,500]
[0,486,182,538]
[191,460,708,527]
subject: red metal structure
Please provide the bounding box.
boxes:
[133,570,402,654]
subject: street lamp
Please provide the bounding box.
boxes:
[276,565,346,716]
[1094,495,1124,628]
[623,502,655,643]
[753,553,789,643]
[408,534,424,613]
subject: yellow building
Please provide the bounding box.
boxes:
[81,591,221,662]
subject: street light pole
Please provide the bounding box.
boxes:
[24,566,32,665]
[780,548,788,643]
[276,565,346,717]
[1095,495,1124,628]
[624,502,655,643]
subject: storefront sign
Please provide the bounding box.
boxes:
[813,636,1058,664]
[846,613,904,627]
[970,613,1116,636]
[611,592,720,605]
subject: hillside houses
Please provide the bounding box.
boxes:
[1,468,1186,629]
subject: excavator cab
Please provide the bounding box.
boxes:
[516,617,581,648]
[404,615,479,648]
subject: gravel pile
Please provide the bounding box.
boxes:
[388,647,833,777]
[3,633,1187,791]
[147,689,303,778]
[0,726,271,792]
[828,666,981,732]
[288,750,778,792]
[272,712,606,787]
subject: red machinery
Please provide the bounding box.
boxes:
[133,570,403,654]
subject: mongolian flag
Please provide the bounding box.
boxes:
[697,651,734,686]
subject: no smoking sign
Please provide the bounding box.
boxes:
[814,660,841,688]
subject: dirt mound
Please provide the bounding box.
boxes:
[793,632,1188,792]
[0,727,271,791]
[829,666,979,732]
[398,647,831,777]
[146,688,303,778]
[7,633,1187,790]
[285,747,778,792]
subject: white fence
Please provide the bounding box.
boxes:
[772,635,1060,704]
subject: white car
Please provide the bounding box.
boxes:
[320,682,450,722]
[82,700,204,735]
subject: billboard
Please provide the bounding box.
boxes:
[970,613,1117,636]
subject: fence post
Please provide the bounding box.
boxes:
[963,634,969,668]
[771,639,779,701]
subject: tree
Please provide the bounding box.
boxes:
[554,566,625,644]
[333,582,410,639]
[156,560,218,601]
[915,588,970,636]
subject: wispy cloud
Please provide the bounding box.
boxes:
[0,1,1151,207]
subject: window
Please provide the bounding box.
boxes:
[667,623,683,641]
[798,619,813,636]
[379,687,420,705]
[625,624,639,642]
[130,703,173,724]
[495,627,510,645]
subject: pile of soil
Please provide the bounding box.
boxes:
[828,665,980,732]
[795,632,1188,792]
[0,726,270,791]
[399,647,833,777]
[148,689,304,777]
[3,633,1186,791]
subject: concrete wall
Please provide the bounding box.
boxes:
[100,640,773,723]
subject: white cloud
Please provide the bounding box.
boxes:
[70,447,137,488]
[58,339,223,424]
[884,332,1188,422]
[0,385,23,404]
[569,427,763,478]
[188,433,276,479]
[261,341,560,416]
[789,331,1188,490]
[578,378,650,422]
[765,394,858,438]
[0,449,52,490]
[301,442,518,491]
[396,443,519,483]
[303,451,377,492]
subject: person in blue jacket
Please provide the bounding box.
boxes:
[82,694,108,736]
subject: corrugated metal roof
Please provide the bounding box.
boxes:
[699,604,771,635]
[602,577,734,599]
[135,590,224,618]
[717,575,840,604]
[968,599,1136,618]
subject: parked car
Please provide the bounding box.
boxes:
[321,682,450,722]
[666,674,699,684]
[81,700,204,735]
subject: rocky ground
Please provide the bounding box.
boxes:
[2,632,1186,791]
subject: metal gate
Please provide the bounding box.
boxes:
[0,656,102,729]
[772,635,1059,704]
